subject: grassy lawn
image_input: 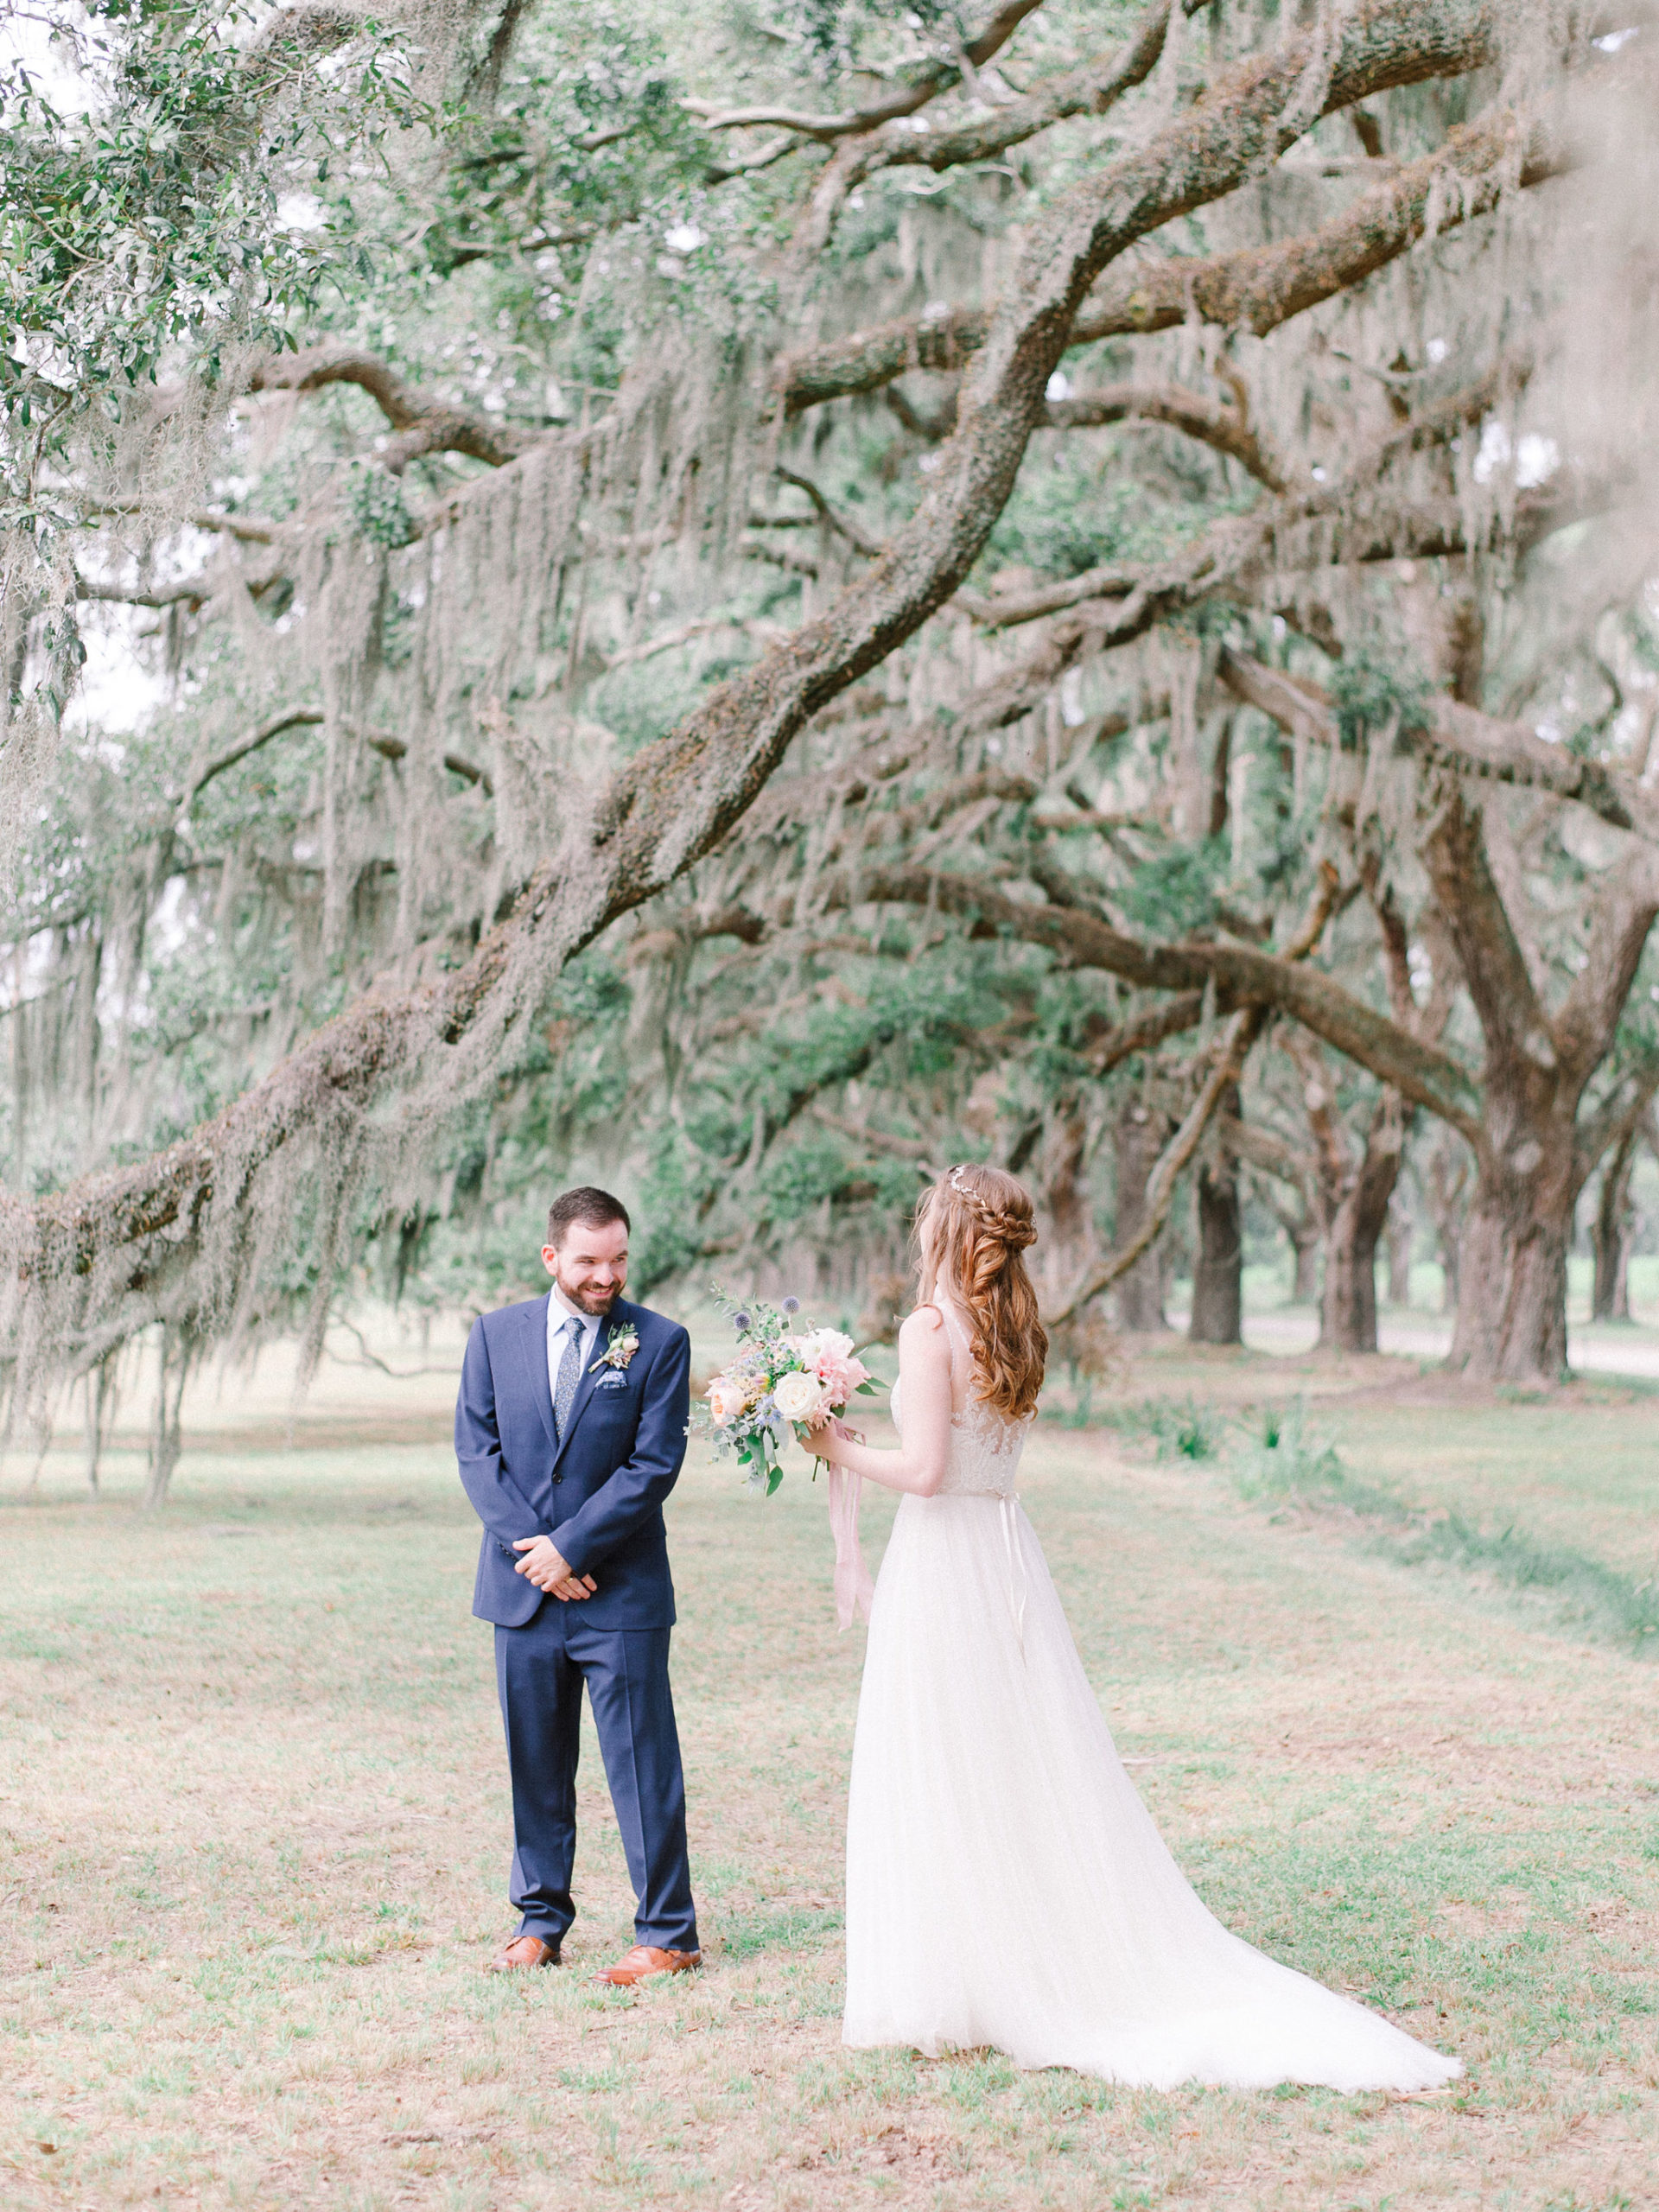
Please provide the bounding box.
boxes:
[3,1332,1657,2210]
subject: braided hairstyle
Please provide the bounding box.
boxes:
[914,1164,1047,1420]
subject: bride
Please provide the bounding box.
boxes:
[807,1162,1460,2092]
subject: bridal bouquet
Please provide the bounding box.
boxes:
[695,1293,877,1495]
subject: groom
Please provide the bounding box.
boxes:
[455,1185,700,1984]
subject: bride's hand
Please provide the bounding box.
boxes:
[808,1415,861,1465]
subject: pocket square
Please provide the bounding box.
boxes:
[594,1372,630,1391]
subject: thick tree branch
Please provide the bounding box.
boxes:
[846,864,1483,1136]
[1574,1052,1659,1187]
[1220,1112,1317,1188]
[1421,783,1555,1077]
[778,106,1563,416]
[1554,854,1659,1094]
[75,574,212,611]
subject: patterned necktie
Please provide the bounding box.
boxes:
[552,1313,584,1442]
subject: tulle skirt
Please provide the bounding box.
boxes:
[842,1491,1461,2091]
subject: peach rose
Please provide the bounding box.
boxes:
[706,1376,747,1427]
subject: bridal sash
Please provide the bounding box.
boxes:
[827,1465,874,1630]
[998,1494,1028,1659]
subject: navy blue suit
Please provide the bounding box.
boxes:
[456,1292,697,1954]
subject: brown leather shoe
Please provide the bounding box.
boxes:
[592,1944,701,1987]
[483,1934,561,1972]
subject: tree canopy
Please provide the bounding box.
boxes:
[3,0,1657,1475]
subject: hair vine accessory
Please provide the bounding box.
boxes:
[943,1162,1038,1252]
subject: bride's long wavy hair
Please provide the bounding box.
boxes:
[913,1164,1047,1420]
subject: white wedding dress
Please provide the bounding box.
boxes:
[842,1303,1460,2091]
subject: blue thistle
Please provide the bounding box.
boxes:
[781,1295,800,1316]
[733,1311,752,1335]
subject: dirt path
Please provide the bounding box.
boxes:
[1226,1308,1659,1380]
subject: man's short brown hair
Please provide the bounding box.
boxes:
[546,1185,631,1249]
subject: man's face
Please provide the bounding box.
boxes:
[542,1217,629,1316]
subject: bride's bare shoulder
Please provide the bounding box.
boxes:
[898,1304,948,1351]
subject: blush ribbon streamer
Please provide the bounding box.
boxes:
[827,1465,874,1631]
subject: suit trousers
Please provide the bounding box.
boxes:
[493,1605,698,1955]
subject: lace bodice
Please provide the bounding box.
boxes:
[890,1300,1030,1497]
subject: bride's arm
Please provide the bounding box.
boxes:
[807,1306,951,1497]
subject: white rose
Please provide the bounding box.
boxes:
[773,1370,825,1425]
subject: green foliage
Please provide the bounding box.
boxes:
[1120,837,1225,938]
[981,448,1191,582]
[345,464,416,549]
[1389,1513,1659,1651]
[0,2,429,461]
[11,0,1653,1376]
[426,2,709,285]
[1327,649,1433,751]
[766,0,957,83]
[1230,1399,1344,1500]
[632,1126,716,1292]
[1102,1395,1221,1460]
[758,1132,913,1217]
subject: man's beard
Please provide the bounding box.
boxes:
[559,1274,620,1315]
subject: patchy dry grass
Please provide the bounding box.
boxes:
[3,1330,1658,2210]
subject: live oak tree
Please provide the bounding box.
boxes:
[3,0,1658,1475]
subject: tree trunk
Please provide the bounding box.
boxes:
[143,1326,190,1510]
[1592,1124,1638,1321]
[1611,1230,1632,1322]
[1274,1206,1321,1301]
[1113,1099,1171,1332]
[83,1352,119,1496]
[1189,1094,1243,1344]
[1319,1094,1407,1353]
[1386,1195,1413,1306]
[1291,1222,1320,1303]
[1426,1138,1467,1313]
[1037,1101,1092,1302]
[1421,783,1659,1382]
[1446,1115,1580,1383]
[1439,1229,1460,1313]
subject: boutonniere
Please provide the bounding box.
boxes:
[590,1321,640,1374]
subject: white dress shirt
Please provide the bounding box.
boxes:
[547,1284,601,1419]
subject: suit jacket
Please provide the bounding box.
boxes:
[455,1292,690,1629]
